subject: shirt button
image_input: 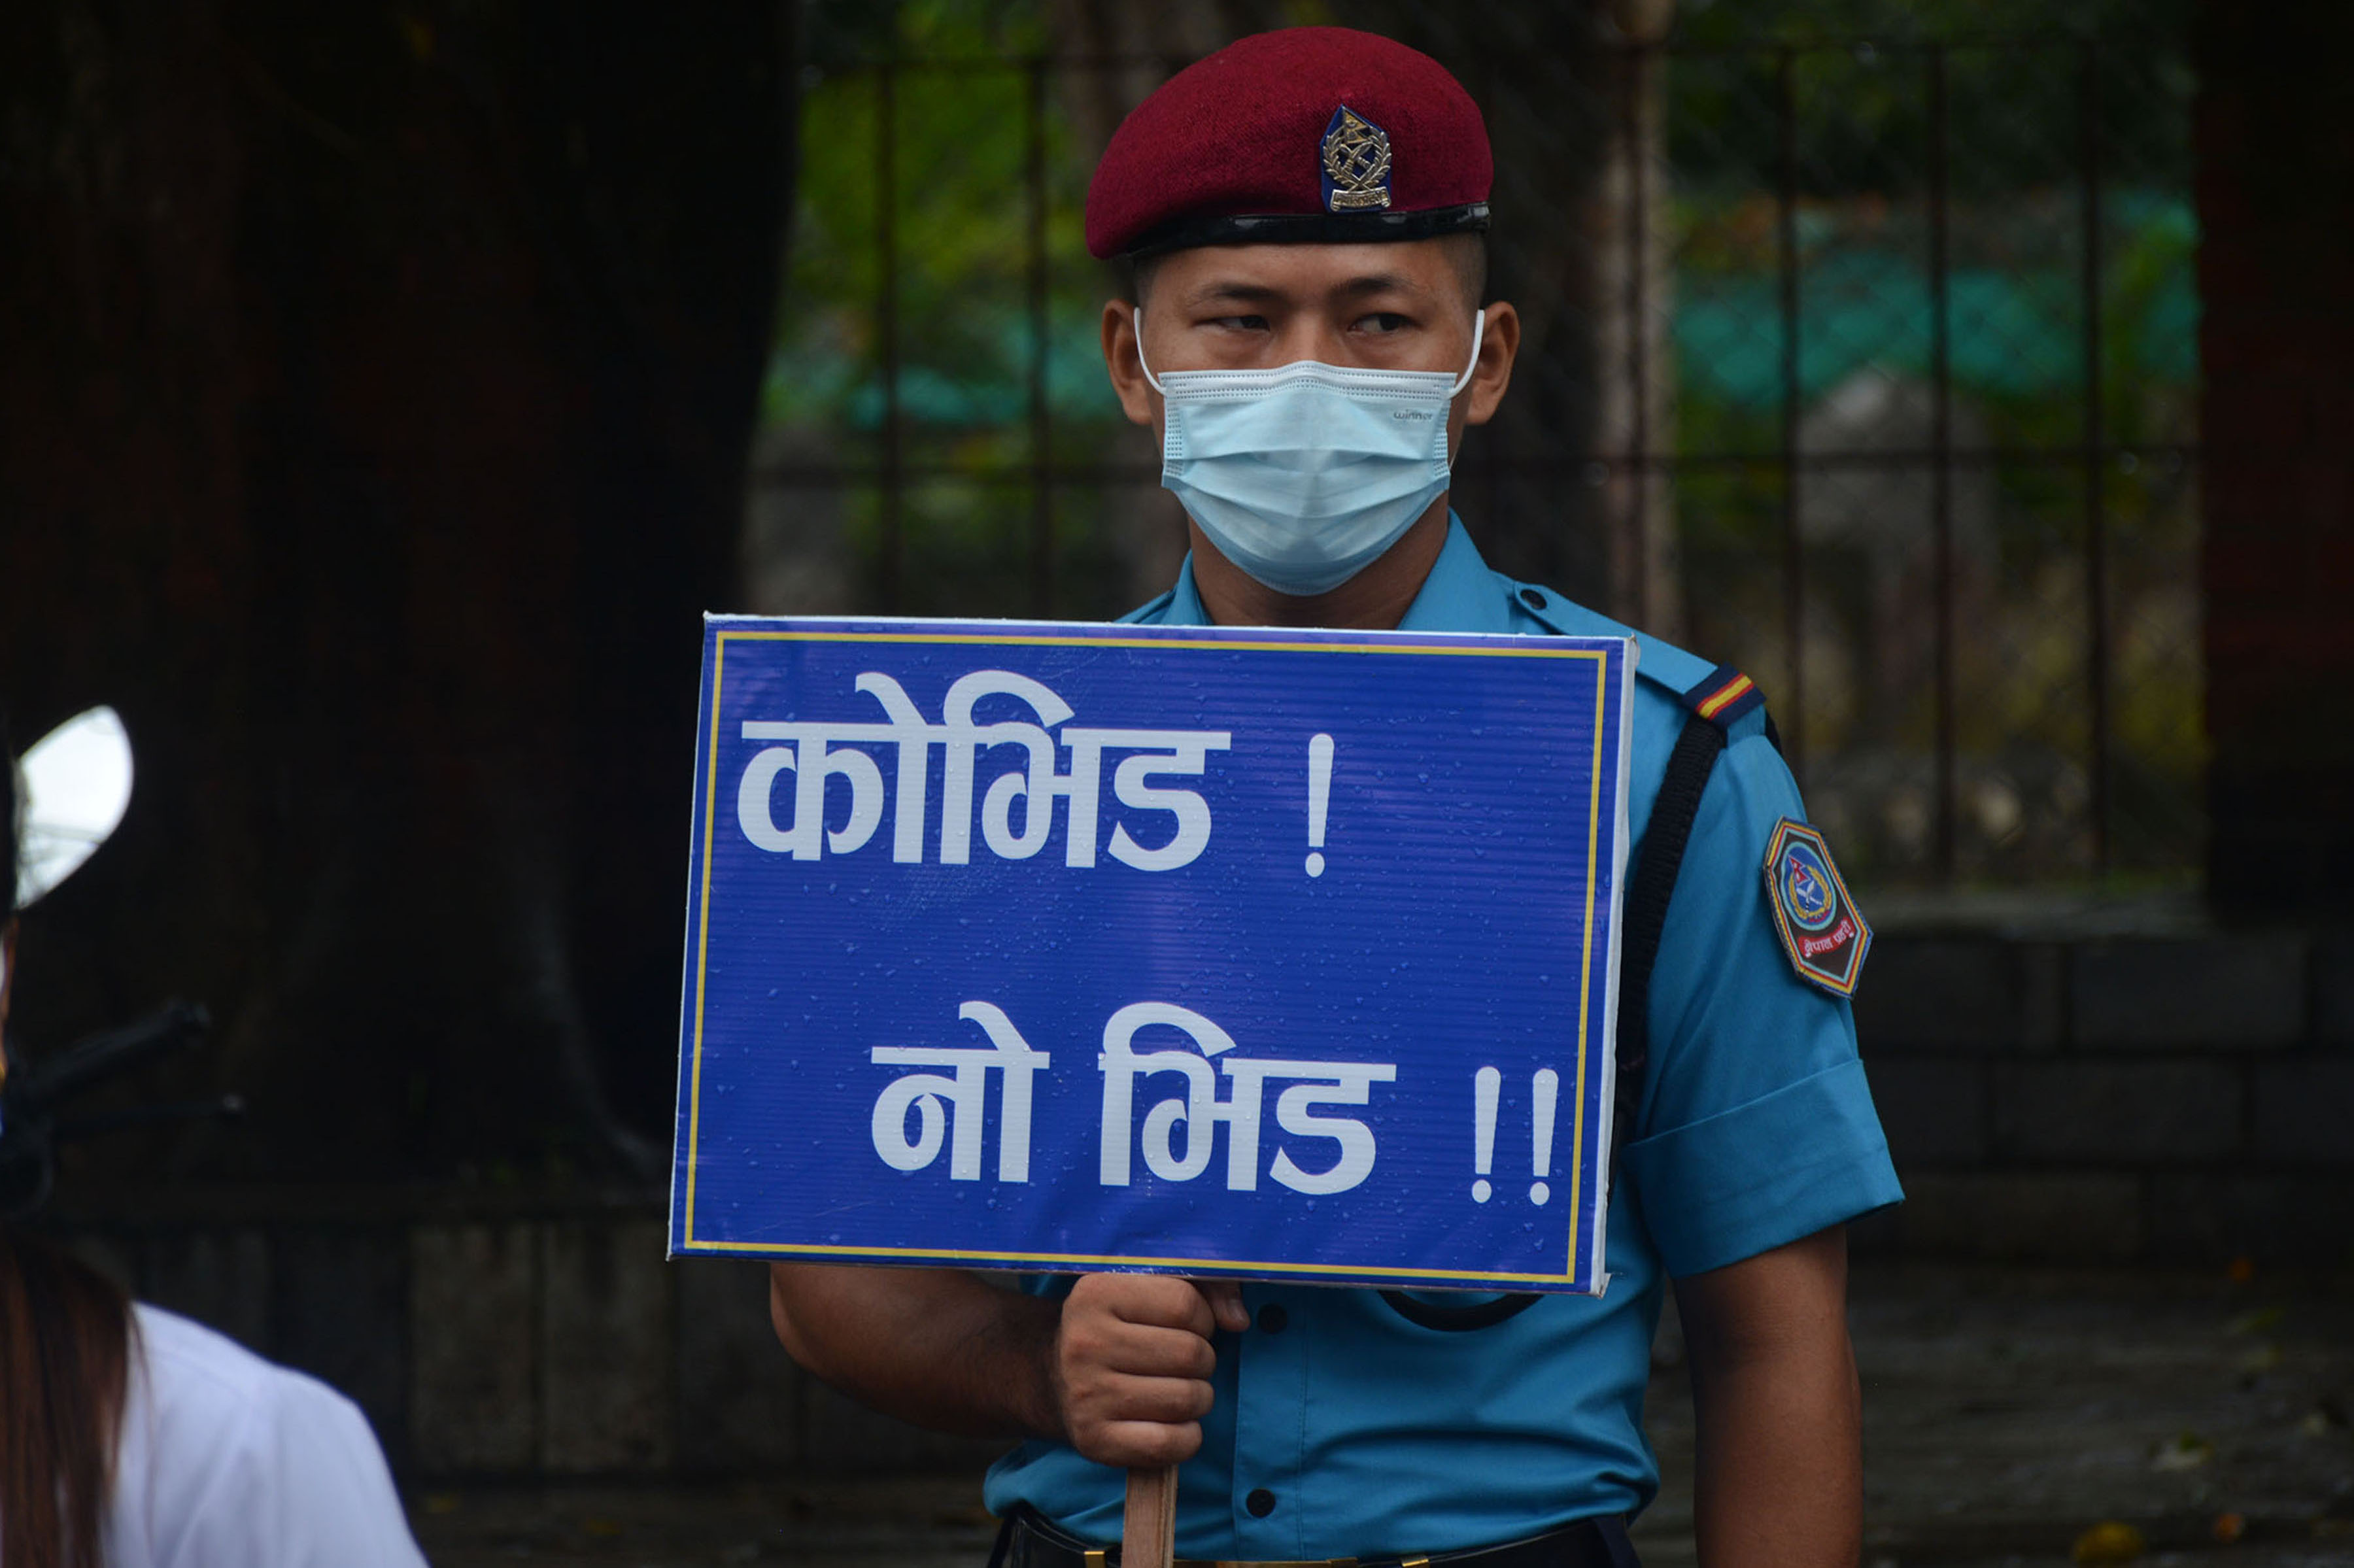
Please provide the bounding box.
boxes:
[1246,1488,1277,1518]
[1256,1303,1288,1334]
[1519,587,1547,609]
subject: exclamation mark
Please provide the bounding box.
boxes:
[1529,1068,1558,1206]
[1305,733,1333,877]
[1471,1066,1499,1202]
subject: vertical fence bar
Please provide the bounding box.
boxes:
[1776,48,1806,782]
[2080,40,2111,877]
[1624,41,1651,627]
[876,57,902,613]
[1470,56,1502,549]
[1929,44,1957,881]
[1025,58,1053,617]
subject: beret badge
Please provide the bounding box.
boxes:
[1320,105,1394,213]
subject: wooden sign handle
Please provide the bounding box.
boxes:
[1123,1463,1178,1568]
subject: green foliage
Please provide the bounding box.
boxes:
[1650,0,2202,884]
[764,0,1144,615]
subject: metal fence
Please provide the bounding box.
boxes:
[747,16,2202,891]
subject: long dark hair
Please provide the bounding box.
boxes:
[1,721,133,1568]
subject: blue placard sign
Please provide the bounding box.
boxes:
[670,617,1635,1295]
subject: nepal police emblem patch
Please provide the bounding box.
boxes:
[1762,818,1870,996]
[1321,105,1393,213]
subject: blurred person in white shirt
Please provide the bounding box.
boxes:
[1,717,427,1568]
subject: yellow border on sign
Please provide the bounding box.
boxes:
[682,632,730,1242]
[669,1236,1590,1286]
[1570,648,1605,1255]
[708,627,1616,657]
[680,626,1618,1287]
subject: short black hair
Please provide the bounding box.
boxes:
[1129,231,1490,312]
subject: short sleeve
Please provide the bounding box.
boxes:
[248,1376,428,1567]
[1619,731,1902,1278]
[153,1363,427,1568]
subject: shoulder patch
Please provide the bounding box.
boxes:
[1684,663,1765,728]
[1762,818,1870,996]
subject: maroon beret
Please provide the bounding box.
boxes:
[1085,27,1492,260]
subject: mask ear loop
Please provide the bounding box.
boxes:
[1450,309,1488,397]
[1133,309,1167,396]
[1136,307,1486,396]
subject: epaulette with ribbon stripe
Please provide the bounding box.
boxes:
[1684,663,1764,728]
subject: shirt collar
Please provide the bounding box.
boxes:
[1161,550,1212,626]
[1159,513,1504,633]
[1397,514,1516,635]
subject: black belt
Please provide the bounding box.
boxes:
[994,1505,1641,1568]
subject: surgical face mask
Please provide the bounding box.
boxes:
[1138,311,1485,598]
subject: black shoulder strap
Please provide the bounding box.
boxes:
[1382,665,1762,1335]
[1611,663,1774,1163]
[1608,713,1728,1168]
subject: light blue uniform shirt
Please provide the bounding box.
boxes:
[984,517,1903,1559]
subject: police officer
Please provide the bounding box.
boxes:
[770,28,1901,1568]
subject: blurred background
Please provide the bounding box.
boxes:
[1,0,2348,1563]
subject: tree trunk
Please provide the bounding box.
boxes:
[2194,0,2354,915]
[0,0,796,1181]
